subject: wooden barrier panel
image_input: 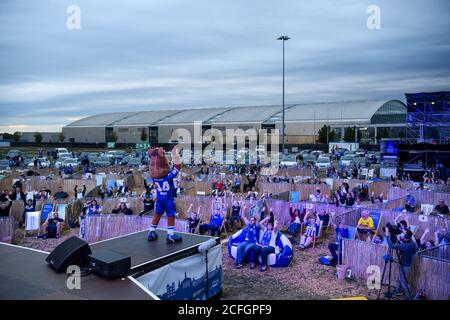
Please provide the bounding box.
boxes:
[83,215,188,243]
[0,216,14,243]
[388,188,450,208]
[10,200,25,223]
[292,184,331,200]
[343,239,450,300]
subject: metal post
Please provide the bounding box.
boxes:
[282,39,285,155]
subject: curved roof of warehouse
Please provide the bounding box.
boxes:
[65,100,405,127]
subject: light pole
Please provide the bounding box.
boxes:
[277,35,290,155]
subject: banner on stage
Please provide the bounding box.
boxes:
[136,245,222,300]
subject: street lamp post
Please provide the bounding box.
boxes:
[277,35,290,155]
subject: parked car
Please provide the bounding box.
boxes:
[27,157,51,168]
[353,156,368,167]
[6,150,21,159]
[0,159,11,170]
[94,156,112,167]
[120,156,132,165]
[127,157,142,167]
[310,150,324,158]
[316,156,331,169]
[302,155,317,166]
[340,154,357,166]
[56,148,69,157]
[280,154,298,167]
[355,149,366,157]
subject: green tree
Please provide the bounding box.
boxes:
[34,132,43,144]
[377,127,391,139]
[13,131,22,142]
[58,132,65,143]
[140,129,148,142]
[343,126,357,142]
[318,125,336,144]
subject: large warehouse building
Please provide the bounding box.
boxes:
[63,100,407,145]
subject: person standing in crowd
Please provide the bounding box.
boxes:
[384,228,417,299]
[234,206,260,269]
[54,186,69,200]
[328,217,350,266]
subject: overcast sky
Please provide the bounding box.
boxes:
[0,0,449,133]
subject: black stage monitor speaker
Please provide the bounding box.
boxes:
[88,250,131,279]
[46,236,92,272]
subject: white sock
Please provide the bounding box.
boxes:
[167,227,175,236]
[149,225,157,232]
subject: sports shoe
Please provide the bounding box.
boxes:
[249,263,255,269]
[166,233,182,244]
[38,234,47,239]
[147,231,158,241]
[260,266,267,272]
[235,263,243,269]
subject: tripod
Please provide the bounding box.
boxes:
[377,247,411,300]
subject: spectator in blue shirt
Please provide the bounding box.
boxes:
[235,206,260,269]
[405,192,416,212]
[328,217,350,266]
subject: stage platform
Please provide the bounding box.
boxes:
[0,229,219,300]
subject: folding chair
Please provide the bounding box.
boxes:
[346,226,357,240]
[420,204,434,216]
[312,220,324,248]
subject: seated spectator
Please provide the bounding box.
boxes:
[328,217,350,266]
[228,199,243,231]
[0,200,13,217]
[232,177,241,193]
[250,216,279,271]
[140,194,155,216]
[199,204,224,237]
[187,204,201,233]
[299,213,320,250]
[416,182,425,191]
[54,186,69,200]
[310,188,322,202]
[370,192,383,204]
[434,227,449,246]
[86,200,102,215]
[317,210,330,231]
[10,186,26,203]
[35,189,49,200]
[372,235,384,245]
[112,202,133,215]
[38,212,63,239]
[74,185,87,199]
[434,199,449,216]
[345,192,355,207]
[234,206,260,269]
[356,210,375,240]
[404,192,416,212]
[287,205,305,243]
[419,228,435,251]
[117,181,129,196]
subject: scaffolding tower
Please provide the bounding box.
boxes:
[405,92,450,144]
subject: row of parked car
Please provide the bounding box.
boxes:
[0,148,148,171]
[279,148,382,168]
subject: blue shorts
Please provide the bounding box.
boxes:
[155,199,176,217]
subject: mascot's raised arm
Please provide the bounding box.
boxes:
[147,147,182,244]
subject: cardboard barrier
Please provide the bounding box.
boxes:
[0,216,14,243]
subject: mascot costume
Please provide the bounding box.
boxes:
[147,147,182,243]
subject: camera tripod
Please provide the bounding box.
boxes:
[377,247,412,300]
